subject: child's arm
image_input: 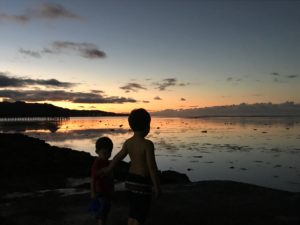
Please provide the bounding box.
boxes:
[99,141,128,176]
[90,159,98,198]
[90,176,96,199]
[145,141,161,199]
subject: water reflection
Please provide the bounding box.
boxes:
[29,128,129,142]
[0,121,61,133]
[1,116,300,192]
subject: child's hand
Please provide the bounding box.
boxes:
[97,166,111,177]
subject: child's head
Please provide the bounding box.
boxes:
[95,137,113,159]
[128,108,151,136]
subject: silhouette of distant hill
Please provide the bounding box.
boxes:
[153,102,300,117]
[0,101,125,118]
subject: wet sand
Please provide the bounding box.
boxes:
[1,181,300,225]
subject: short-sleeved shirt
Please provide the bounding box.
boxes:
[91,158,114,196]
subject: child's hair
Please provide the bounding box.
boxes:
[95,137,113,155]
[128,108,151,132]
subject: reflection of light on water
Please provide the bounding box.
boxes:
[57,117,131,132]
[1,116,300,192]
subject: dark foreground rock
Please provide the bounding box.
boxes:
[160,170,190,184]
[0,133,94,194]
[1,181,299,225]
[0,133,189,196]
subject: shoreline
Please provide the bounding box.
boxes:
[1,180,300,225]
[3,178,298,200]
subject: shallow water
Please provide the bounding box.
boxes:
[1,116,300,192]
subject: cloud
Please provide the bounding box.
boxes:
[179,82,189,86]
[0,13,29,24]
[19,48,41,58]
[226,77,242,82]
[286,75,299,79]
[180,98,186,101]
[273,77,281,83]
[90,90,104,94]
[120,82,147,93]
[271,72,280,76]
[0,89,137,104]
[33,3,81,19]
[154,78,177,91]
[45,41,106,59]
[82,49,106,59]
[0,73,76,88]
[221,95,232,98]
[272,74,299,83]
[20,41,106,59]
[143,100,150,103]
[0,3,80,24]
[154,96,162,100]
[152,78,190,91]
[252,94,262,97]
[73,96,136,104]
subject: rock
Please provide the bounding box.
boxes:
[0,133,191,195]
[0,133,94,178]
[193,155,203,158]
[0,133,95,194]
[160,170,191,184]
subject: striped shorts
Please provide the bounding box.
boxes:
[125,173,152,224]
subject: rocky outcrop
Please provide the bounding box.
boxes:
[0,133,94,178]
[0,133,95,194]
[0,133,190,195]
[160,170,190,184]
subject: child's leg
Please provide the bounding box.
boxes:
[128,217,140,225]
[96,196,110,225]
[97,218,104,225]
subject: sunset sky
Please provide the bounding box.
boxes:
[0,0,299,113]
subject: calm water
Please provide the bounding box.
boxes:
[1,117,300,192]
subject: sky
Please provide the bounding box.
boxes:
[0,0,299,113]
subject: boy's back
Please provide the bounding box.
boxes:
[125,136,154,177]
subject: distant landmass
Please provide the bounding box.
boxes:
[153,102,300,117]
[0,101,125,118]
[2,101,300,118]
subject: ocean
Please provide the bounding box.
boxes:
[1,116,300,192]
